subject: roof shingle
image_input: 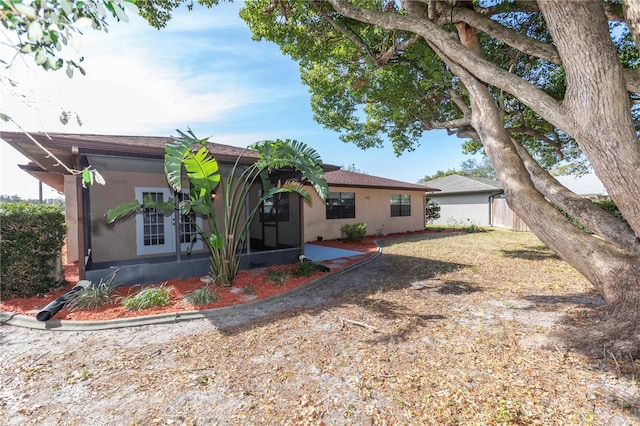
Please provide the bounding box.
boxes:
[324,170,439,192]
[424,174,502,194]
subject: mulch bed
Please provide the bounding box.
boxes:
[1,231,442,321]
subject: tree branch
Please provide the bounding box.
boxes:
[447,5,561,65]
[308,0,380,67]
[511,140,640,255]
[327,0,570,133]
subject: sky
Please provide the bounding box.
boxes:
[0,1,475,199]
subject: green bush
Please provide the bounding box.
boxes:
[558,199,625,232]
[0,202,67,299]
[425,198,441,224]
[120,285,171,311]
[266,269,289,286]
[66,280,115,310]
[340,222,367,243]
[593,199,624,220]
[292,261,324,277]
[183,286,220,305]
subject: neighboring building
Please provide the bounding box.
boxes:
[1,132,438,284]
[424,174,507,228]
[425,173,609,232]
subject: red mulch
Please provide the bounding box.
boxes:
[0,230,443,322]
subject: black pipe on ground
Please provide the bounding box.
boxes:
[36,280,91,322]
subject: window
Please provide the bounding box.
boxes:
[326,192,356,219]
[260,192,290,222]
[390,194,411,217]
[135,187,203,256]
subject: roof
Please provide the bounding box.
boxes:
[424,174,503,195]
[324,169,439,192]
[554,174,607,196]
[0,131,339,192]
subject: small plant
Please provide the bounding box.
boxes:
[425,198,441,224]
[266,269,289,286]
[79,367,92,380]
[183,286,220,306]
[340,222,367,243]
[293,261,323,277]
[243,285,255,295]
[462,219,484,233]
[120,284,171,311]
[66,273,117,310]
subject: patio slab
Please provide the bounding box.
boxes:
[303,244,366,262]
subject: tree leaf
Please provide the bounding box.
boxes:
[209,233,224,249]
[13,3,37,18]
[104,200,142,224]
[27,21,43,43]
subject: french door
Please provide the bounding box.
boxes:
[134,187,203,256]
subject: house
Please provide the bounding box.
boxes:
[304,169,439,241]
[1,131,438,285]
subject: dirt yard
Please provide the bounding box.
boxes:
[1,230,638,425]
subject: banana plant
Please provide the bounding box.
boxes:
[105,129,328,287]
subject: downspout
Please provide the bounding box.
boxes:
[71,146,86,280]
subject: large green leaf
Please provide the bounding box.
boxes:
[261,181,312,204]
[252,139,328,201]
[104,200,142,224]
[165,129,220,197]
[183,145,220,198]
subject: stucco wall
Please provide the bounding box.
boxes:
[428,193,493,227]
[303,187,426,241]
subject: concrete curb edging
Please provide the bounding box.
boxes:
[0,246,382,331]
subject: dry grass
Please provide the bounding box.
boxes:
[2,229,638,425]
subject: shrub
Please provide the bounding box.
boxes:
[340,222,367,243]
[183,287,220,306]
[66,279,116,310]
[293,261,323,277]
[593,199,624,220]
[425,198,441,224]
[120,284,171,311]
[0,202,67,299]
[266,269,289,286]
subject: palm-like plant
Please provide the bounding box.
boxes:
[105,129,328,286]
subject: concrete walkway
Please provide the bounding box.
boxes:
[303,243,366,262]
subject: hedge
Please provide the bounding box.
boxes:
[1,203,67,299]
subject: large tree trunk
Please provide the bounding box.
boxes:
[444,2,640,322]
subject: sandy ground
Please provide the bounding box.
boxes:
[1,231,638,425]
